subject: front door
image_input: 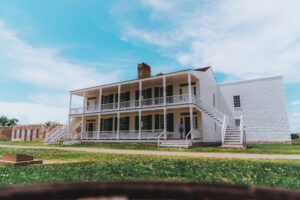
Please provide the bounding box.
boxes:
[86,123,94,138]
[184,117,191,138]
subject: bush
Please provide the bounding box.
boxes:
[291,134,299,139]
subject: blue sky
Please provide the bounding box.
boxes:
[0,0,299,132]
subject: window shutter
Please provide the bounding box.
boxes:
[154,87,159,98]
[114,117,118,131]
[108,118,113,131]
[126,92,130,101]
[166,85,173,96]
[135,90,139,100]
[155,114,160,130]
[100,119,103,131]
[147,88,152,98]
[109,94,114,103]
[135,116,139,130]
[115,93,118,102]
[167,113,174,132]
[126,116,130,130]
[148,115,152,130]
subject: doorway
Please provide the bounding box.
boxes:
[86,122,95,138]
[184,117,191,138]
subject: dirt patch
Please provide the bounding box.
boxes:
[43,160,81,164]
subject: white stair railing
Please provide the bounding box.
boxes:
[45,119,75,144]
[239,115,244,145]
[157,131,167,146]
[185,130,193,148]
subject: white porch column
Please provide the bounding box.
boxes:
[81,115,84,140]
[118,84,121,110]
[67,93,72,140]
[83,91,86,114]
[138,110,142,139]
[117,112,120,140]
[139,80,142,108]
[188,72,192,103]
[164,108,167,140]
[99,88,102,112]
[189,106,194,139]
[163,76,166,106]
[69,93,73,114]
[98,114,101,140]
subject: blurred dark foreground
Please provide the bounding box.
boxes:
[0,181,299,200]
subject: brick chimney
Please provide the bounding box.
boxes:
[138,62,151,79]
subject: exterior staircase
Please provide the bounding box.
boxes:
[221,125,245,148]
[45,118,81,144]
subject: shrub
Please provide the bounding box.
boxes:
[291,134,299,139]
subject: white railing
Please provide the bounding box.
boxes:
[142,97,164,107]
[240,115,244,145]
[101,103,118,111]
[195,98,226,124]
[157,130,167,145]
[84,105,99,113]
[141,129,164,139]
[70,107,84,115]
[166,94,190,105]
[70,94,192,115]
[221,116,227,144]
[45,121,70,144]
[120,100,140,110]
[185,130,193,148]
[81,129,165,141]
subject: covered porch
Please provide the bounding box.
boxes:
[68,107,203,142]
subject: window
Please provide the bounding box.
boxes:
[36,129,39,138]
[24,129,28,140]
[194,116,198,129]
[179,88,183,100]
[142,115,152,130]
[30,129,33,141]
[120,117,130,131]
[19,130,22,138]
[193,87,196,95]
[233,95,241,108]
[14,130,17,139]
[103,118,113,131]
[235,119,241,126]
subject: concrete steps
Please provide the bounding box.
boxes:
[159,140,192,148]
[221,126,246,148]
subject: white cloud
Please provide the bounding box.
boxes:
[291,95,300,106]
[0,20,121,124]
[0,20,120,91]
[119,0,300,82]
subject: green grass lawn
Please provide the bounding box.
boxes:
[0,147,300,190]
[1,139,300,155]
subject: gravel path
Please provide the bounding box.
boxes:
[1,145,300,160]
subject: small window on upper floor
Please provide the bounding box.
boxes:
[233,95,241,108]
[193,87,196,96]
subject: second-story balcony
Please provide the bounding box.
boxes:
[70,94,193,115]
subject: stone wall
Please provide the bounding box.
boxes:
[0,126,13,141]
[11,124,45,142]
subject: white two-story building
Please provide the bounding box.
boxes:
[45,63,291,147]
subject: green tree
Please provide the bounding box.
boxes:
[44,121,52,128]
[0,115,18,126]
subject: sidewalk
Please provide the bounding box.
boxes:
[1,145,300,160]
